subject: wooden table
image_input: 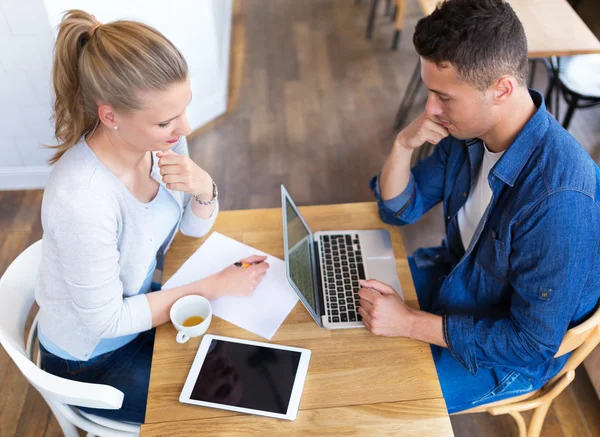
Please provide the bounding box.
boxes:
[416,0,600,58]
[141,202,454,436]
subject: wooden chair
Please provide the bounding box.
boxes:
[455,303,600,437]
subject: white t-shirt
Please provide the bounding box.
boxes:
[457,144,504,250]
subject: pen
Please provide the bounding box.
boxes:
[234,261,263,268]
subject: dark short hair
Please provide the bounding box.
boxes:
[413,0,528,91]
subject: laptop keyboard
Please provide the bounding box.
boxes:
[319,234,366,324]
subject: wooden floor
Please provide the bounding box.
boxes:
[1,0,600,436]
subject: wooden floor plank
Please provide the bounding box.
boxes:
[14,386,51,437]
[553,384,593,437]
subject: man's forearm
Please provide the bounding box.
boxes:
[407,308,447,348]
[380,144,414,201]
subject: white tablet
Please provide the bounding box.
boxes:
[179,335,311,421]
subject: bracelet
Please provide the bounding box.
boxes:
[193,180,218,205]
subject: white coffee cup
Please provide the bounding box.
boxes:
[170,295,212,344]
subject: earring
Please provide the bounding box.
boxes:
[113,125,119,131]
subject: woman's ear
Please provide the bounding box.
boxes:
[97,104,118,129]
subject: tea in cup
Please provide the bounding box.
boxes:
[170,295,212,344]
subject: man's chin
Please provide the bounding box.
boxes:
[447,128,472,141]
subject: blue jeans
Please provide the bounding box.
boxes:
[40,329,155,424]
[408,257,543,414]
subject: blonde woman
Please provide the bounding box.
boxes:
[35,10,269,424]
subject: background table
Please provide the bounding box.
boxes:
[395,0,600,129]
[417,0,600,58]
[140,202,454,436]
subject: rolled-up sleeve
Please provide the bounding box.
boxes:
[443,191,599,374]
[370,139,450,226]
[51,190,153,339]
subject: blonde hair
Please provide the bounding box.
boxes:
[49,10,188,164]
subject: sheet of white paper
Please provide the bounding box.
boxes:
[163,232,299,340]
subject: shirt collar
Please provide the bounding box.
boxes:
[491,89,549,187]
[463,90,549,187]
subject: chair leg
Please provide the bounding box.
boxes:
[545,73,555,114]
[394,59,422,129]
[528,60,537,89]
[508,411,527,437]
[562,94,579,130]
[528,403,551,437]
[391,30,401,50]
[46,401,80,437]
[366,0,380,39]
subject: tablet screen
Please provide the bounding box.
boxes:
[189,339,302,414]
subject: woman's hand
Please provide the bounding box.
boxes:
[157,150,214,200]
[200,255,270,299]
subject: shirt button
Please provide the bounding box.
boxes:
[463,192,467,197]
[447,216,450,220]
[491,231,496,238]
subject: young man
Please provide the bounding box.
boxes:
[359,0,600,413]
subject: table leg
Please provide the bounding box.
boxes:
[392,0,406,50]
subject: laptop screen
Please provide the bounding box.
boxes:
[284,199,317,313]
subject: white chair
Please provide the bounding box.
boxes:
[0,240,141,437]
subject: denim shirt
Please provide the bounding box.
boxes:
[370,90,600,382]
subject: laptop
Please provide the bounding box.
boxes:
[281,185,403,330]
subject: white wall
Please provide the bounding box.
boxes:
[0,0,232,190]
[0,0,57,189]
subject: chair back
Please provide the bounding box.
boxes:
[549,303,600,385]
[0,240,124,410]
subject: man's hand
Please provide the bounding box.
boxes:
[358,279,414,337]
[395,113,449,151]
[379,112,449,201]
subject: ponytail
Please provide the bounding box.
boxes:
[49,9,188,164]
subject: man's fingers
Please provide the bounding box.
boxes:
[426,132,444,145]
[359,279,395,295]
[358,287,378,303]
[425,119,450,138]
[362,316,373,333]
[359,297,374,312]
[359,307,373,329]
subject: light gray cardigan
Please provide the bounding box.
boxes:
[35,138,218,361]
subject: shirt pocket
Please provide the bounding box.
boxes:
[476,228,510,284]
